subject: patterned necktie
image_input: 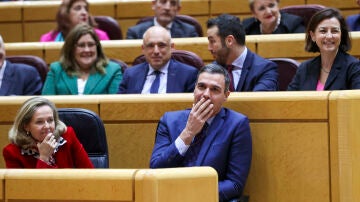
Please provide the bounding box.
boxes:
[150,70,161,93]
[227,65,235,92]
[183,123,209,166]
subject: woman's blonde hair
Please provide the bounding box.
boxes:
[8,97,66,150]
[248,0,280,12]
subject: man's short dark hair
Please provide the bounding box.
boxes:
[198,63,230,92]
[206,14,246,46]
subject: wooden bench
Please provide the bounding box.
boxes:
[4,169,136,201]
[4,32,360,66]
[135,167,218,202]
[3,167,218,202]
[0,0,359,42]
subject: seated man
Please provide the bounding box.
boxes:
[0,35,42,95]
[346,0,360,31]
[207,14,278,91]
[118,26,198,94]
[126,0,199,39]
[150,63,252,201]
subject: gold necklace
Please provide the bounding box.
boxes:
[321,67,330,74]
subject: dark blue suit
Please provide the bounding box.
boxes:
[0,61,42,95]
[235,50,278,91]
[118,59,198,94]
[150,108,252,202]
[346,14,360,31]
[287,51,360,90]
[126,19,199,39]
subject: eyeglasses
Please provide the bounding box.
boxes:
[76,42,97,49]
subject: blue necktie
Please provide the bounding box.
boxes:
[150,71,161,94]
[183,123,209,166]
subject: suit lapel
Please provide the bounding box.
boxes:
[306,57,321,89]
[196,108,226,166]
[0,62,15,95]
[166,59,177,92]
[62,71,78,94]
[136,63,149,93]
[324,52,343,90]
[84,73,103,94]
[237,51,253,91]
[170,21,182,37]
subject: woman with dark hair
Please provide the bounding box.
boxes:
[3,97,94,168]
[288,7,360,90]
[243,0,305,35]
[40,0,109,42]
[42,23,122,95]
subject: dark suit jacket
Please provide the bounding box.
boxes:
[346,14,360,31]
[118,59,198,94]
[235,50,278,91]
[126,19,199,39]
[287,51,360,90]
[243,12,305,35]
[0,60,42,95]
[150,108,252,202]
[42,61,122,95]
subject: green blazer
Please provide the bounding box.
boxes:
[42,61,122,95]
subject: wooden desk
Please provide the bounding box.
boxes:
[135,167,218,202]
[4,169,136,201]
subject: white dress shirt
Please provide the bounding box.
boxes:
[141,61,170,94]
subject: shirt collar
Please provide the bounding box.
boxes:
[148,60,170,76]
[231,47,248,70]
[154,18,172,30]
[0,60,6,69]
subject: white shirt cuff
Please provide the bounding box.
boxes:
[175,137,190,156]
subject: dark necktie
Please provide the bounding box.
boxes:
[227,65,235,92]
[183,123,209,166]
[150,70,161,94]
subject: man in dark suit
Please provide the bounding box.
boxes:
[0,35,42,95]
[346,0,360,31]
[150,63,252,201]
[119,26,198,94]
[207,14,278,91]
[126,0,198,39]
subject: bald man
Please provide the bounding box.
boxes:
[118,26,198,94]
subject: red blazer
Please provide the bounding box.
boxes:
[3,127,94,168]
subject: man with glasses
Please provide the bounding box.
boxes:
[118,26,198,94]
[126,0,199,39]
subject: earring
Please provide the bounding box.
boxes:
[26,131,30,136]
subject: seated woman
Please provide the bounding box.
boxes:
[242,0,305,35]
[40,0,109,42]
[3,97,94,168]
[288,8,360,91]
[42,24,122,95]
